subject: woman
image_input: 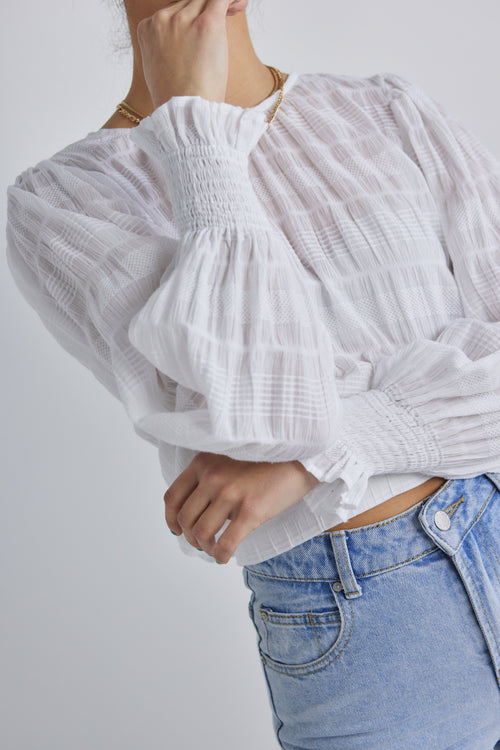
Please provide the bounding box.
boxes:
[6,0,500,747]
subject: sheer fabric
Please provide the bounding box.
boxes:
[6,70,500,565]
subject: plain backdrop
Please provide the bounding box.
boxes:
[2,1,500,748]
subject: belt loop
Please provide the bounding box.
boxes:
[330,531,363,599]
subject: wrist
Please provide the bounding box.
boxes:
[162,143,267,233]
[292,459,320,490]
[128,94,270,233]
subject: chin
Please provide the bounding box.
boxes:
[227,0,249,15]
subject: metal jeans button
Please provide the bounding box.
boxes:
[434,510,451,531]
[332,581,343,592]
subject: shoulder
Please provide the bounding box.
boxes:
[7,132,176,238]
[289,70,424,141]
[291,70,424,115]
[296,70,416,96]
[8,132,152,213]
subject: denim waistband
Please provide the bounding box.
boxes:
[244,473,500,598]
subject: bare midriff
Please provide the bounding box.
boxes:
[322,476,448,533]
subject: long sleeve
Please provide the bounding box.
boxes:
[298,73,500,508]
[6,95,341,464]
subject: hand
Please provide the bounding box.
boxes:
[136,0,232,110]
[164,453,320,564]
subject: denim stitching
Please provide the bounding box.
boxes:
[476,519,500,587]
[460,554,500,660]
[443,495,465,518]
[339,532,359,593]
[317,479,454,537]
[259,611,340,624]
[356,546,440,577]
[309,611,323,655]
[260,607,271,655]
[262,596,354,676]
[317,500,427,536]
[478,517,500,568]
[244,546,438,582]
[438,487,496,553]
[332,532,358,594]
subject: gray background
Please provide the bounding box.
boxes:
[2,1,500,748]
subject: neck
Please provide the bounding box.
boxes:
[122,3,278,117]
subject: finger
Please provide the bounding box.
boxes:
[212,501,258,564]
[168,0,210,19]
[143,0,204,27]
[176,485,212,550]
[163,468,198,535]
[202,0,233,17]
[191,495,235,555]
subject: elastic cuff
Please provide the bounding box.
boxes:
[161,144,268,233]
[128,95,270,232]
[299,387,441,484]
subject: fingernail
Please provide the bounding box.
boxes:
[196,548,203,551]
[215,560,222,565]
[170,530,178,535]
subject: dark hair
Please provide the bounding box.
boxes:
[104,0,132,61]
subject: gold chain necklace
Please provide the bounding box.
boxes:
[116,65,285,131]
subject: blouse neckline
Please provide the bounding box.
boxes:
[84,71,301,141]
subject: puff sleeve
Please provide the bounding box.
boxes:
[6,95,341,463]
[298,73,500,519]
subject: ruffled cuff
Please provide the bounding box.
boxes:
[299,387,442,485]
[128,96,270,233]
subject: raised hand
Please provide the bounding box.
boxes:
[136,0,233,110]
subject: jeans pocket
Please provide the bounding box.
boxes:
[244,569,353,676]
[258,604,342,667]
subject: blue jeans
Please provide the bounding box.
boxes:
[242,473,500,749]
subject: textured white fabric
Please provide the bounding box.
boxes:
[6,70,500,566]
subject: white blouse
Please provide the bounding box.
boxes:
[6,70,500,566]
